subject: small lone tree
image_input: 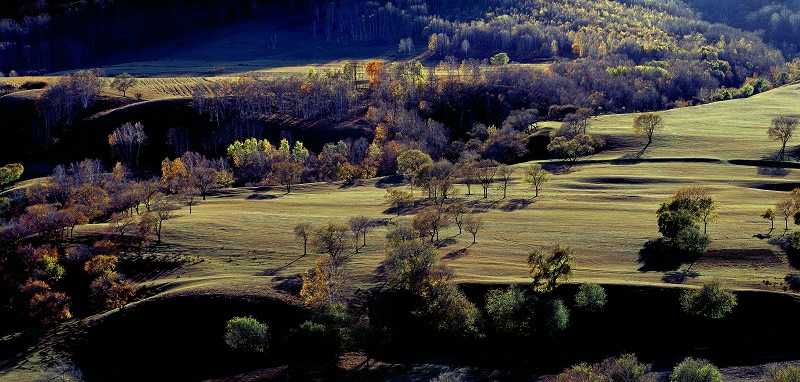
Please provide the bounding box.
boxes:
[312,221,353,262]
[777,199,795,230]
[294,223,313,255]
[224,316,270,353]
[447,202,470,234]
[632,113,664,150]
[524,163,549,198]
[385,188,413,216]
[680,280,737,319]
[110,72,138,97]
[464,213,482,244]
[761,208,776,230]
[496,164,514,199]
[768,116,799,162]
[109,122,147,167]
[528,245,575,293]
[348,216,373,252]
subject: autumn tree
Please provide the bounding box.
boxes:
[633,113,664,150]
[272,161,302,194]
[161,157,189,194]
[528,245,575,293]
[89,272,138,310]
[312,221,353,263]
[109,122,147,167]
[456,157,478,195]
[464,213,482,244]
[294,223,313,256]
[179,187,200,214]
[110,72,138,97]
[768,116,798,162]
[413,205,450,242]
[385,188,413,216]
[524,163,549,198]
[300,254,347,308]
[150,198,178,243]
[761,208,776,230]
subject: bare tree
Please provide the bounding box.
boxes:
[108,122,147,167]
[476,160,499,198]
[447,202,470,234]
[110,72,138,97]
[312,221,353,263]
[150,198,178,244]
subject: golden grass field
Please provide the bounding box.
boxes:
[57,83,800,303]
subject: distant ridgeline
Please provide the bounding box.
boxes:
[0,0,798,76]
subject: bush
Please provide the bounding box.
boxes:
[543,299,570,335]
[223,316,270,353]
[558,354,652,382]
[88,273,137,310]
[574,283,607,312]
[769,365,800,382]
[670,358,722,382]
[485,286,532,335]
[19,81,47,90]
[680,280,737,319]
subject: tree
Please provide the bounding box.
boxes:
[657,186,716,238]
[179,187,199,214]
[385,188,413,216]
[224,316,270,353]
[464,213,482,244]
[413,205,450,242]
[574,283,607,312]
[300,254,347,308]
[271,161,302,194]
[447,202,470,234]
[543,299,570,335]
[110,72,138,97]
[397,149,433,194]
[496,165,514,199]
[456,157,478,195]
[348,216,373,252]
[476,159,498,198]
[294,223,313,256]
[633,113,664,150]
[108,122,147,167]
[490,52,510,66]
[88,272,137,310]
[768,116,798,162]
[0,163,23,190]
[84,255,118,278]
[384,238,442,295]
[312,221,353,262]
[761,208,776,230]
[670,358,722,382]
[778,199,795,230]
[150,198,177,244]
[680,280,737,319]
[485,286,532,335]
[528,246,575,293]
[524,164,549,198]
[547,134,599,164]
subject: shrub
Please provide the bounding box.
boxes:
[598,353,652,382]
[680,280,737,319]
[19,81,47,90]
[574,283,607,312]
[670,358,722,382]
[769,365,800,382]
[543,299,570,335]
[223,316,270,353]
[89,272,137,310]
[485,286,532,335]
[35,361,84,382]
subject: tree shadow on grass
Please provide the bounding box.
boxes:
[637,238,681,272]
[273,274,303,295]
[500,198,532,212]
[443,248,468,260]
[258,254,306,276]
[435,237,456,249]
[246,193,278,200]
[662,270,699,284]
[375,175,406,189]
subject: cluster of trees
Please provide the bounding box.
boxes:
[0,150,227,327]
[35,69,104,147]
[640,186,716,271]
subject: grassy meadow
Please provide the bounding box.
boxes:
[63,83,800,302]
